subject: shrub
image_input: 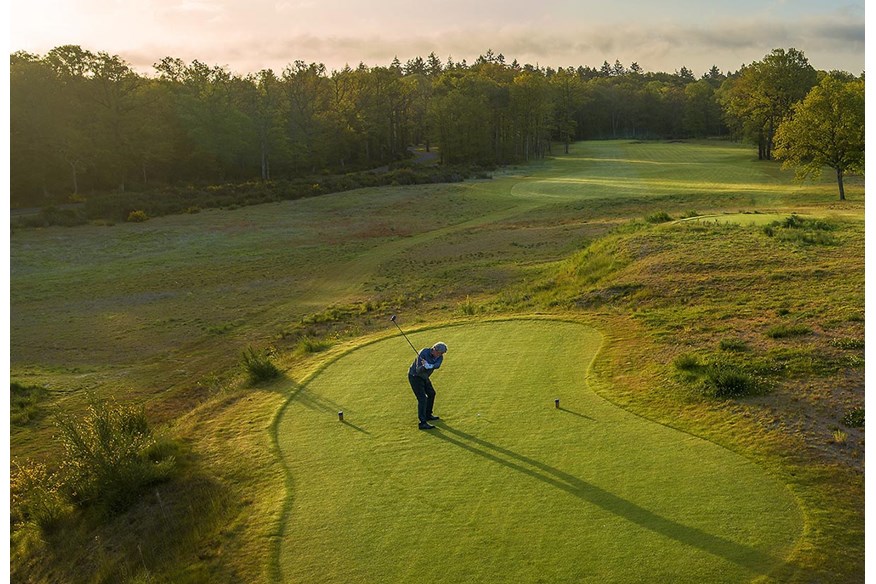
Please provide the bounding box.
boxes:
[831,338,864,350]
[766,324,812,339]
[673,353,701,371]
[843,407,864,428]
[764,215,838,246]
[126,209,149,222]
[11,382,49,427]
[781,214,805,229]
[719,339,749,352]
[701,363,760,398]
[54,398,175,515]
[832,429,848,444]
[295,337,332,355]
[242,346,281,382]
[776,229,836,246]
[459,296,478,316]
[646,211,673,224]
[10,459,69,532]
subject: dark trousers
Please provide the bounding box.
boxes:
[408,374,436,423]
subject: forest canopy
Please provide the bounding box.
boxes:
[9,46,862,208]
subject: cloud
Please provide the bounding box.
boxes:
[104,8,864,76]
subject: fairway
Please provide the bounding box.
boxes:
[275,320,802,583]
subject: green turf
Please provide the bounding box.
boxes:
[275,320,802,583]
[11,140,859,581]
[678,213,800,226]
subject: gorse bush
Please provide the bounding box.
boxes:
[843,407,864,428]
[54,398,175,515]
[11,397,178,531]
[242,346,281,382]
[10,459,70,532]
[831,337,864,350]
[126,209,149,222]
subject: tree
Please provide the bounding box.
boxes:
[717,48,817,160]
[774,74,864,200]
[550,68,583,153]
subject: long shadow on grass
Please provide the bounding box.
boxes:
[289,387,370,433]
[429,423,782,576]
[558,406,594,421]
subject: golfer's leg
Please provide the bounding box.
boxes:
[424,380,436,417]
[408,375,428,423]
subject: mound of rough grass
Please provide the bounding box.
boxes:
[11,382,49,427]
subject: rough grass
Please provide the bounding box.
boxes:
[10,140,863,582]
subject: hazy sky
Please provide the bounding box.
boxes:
[7,0,866,76]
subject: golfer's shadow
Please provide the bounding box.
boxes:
[428,423,784,576]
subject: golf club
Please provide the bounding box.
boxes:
[390,314,420,356]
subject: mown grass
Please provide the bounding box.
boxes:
[276,320,800,583]
[10,140,863,582]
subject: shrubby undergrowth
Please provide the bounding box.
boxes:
[673,353,769,399]
[11,397,177,531]
[241,346,281,383]
[13,163,490,228]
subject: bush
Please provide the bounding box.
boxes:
[719,339,749,352]
[673,353,701,371]
[10,459,70,532]
[701,363,760,398]
[646,211,673,224]
[242,346,281,382]
[831,338,864,350]
[54,398,175,515]
[295,337,332,354]
[764,215,837,246]
[843,407,864,428]
[766,324,812,339]
[126,209,149,222]
[11,382,49,427]
[781,214,805,229]
[459,296,478,316]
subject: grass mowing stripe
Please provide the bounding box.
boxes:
[276,320,802,583]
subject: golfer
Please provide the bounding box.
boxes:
[408,342,447,430]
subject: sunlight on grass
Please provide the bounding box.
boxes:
[276,320,801,584]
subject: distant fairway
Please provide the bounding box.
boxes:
[275,320,802,583]
[502,141,796,203]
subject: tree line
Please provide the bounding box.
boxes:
[10,46,863,207]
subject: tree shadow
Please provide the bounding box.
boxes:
[428,423,784,576]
